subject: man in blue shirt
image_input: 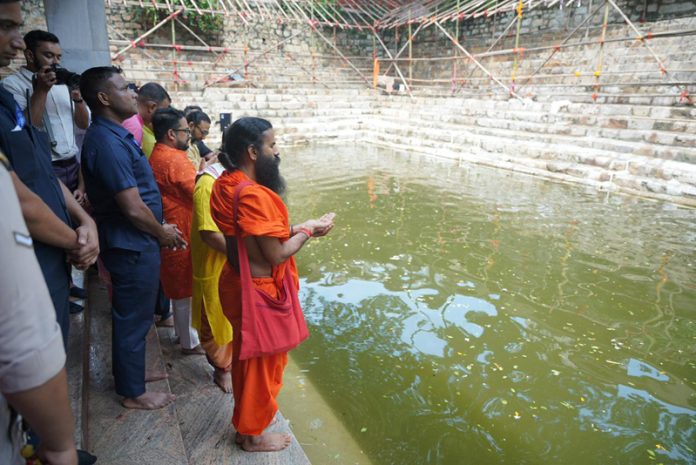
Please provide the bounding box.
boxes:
[80,66,184,410]
[0,0,99,350]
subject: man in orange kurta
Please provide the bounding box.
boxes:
[209,117,334,452]
[149,107,203,354]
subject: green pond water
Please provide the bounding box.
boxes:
[281,143,696,465]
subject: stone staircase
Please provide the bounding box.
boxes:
[408,16,696,106]
[104,13,696,206]
[70,269,311,465]
[168,84,696,206]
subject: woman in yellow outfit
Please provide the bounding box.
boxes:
[191,162,234,392]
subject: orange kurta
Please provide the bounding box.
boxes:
[149,143,195,299]
[210,169,299,436]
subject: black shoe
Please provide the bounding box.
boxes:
[70,286,87,299]
[77,449,97,465]
[69,301,84,314]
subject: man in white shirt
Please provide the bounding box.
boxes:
[2,29,89,204]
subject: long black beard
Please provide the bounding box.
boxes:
[256,154,286,196]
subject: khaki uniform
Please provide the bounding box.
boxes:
[0,152,66,465]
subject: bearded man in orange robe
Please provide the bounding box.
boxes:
[210,117,335,452]
[149,107,205,354]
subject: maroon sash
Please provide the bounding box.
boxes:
[233,181,309,360]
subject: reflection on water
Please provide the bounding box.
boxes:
[282,144,696,465]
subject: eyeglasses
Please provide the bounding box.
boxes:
[172,128,191,135]
[195,126,209,136]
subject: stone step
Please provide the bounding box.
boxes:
[84,271,189,465]
[360,133,696,205]
[324,112,696,165]
[155,328,311,465]
[361,120,696,187]
[67,269,87,449]
[82,270,313,465]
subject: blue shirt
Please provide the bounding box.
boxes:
[0,86,70,296]
[82,116,163,252]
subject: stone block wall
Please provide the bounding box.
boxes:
[105,4,361,91]
[329,0,696,99]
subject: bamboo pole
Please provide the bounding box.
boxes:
[174,17,218,56]
[606,0,668,74]
[433,21,523,101]
[111,8,183,60]
[408,22,413,84]
[452,0,460,94]
[285,1,372,87]
[370,27,413,98]
[204,29,304,87]
[516,0,607,92]
[511,0,523,85]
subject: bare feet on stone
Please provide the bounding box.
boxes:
[239,433,292,452]
[122,391,176,410]
[145,370,168,382]
[181,344,205,355]
[235,416,281,445]
[214,369,232,393]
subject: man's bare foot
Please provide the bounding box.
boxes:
[145,370,168,382]
[213,369,232,393]
[239,433,292,452]
[181,345,205,355]
[235,414,280,444]
[122,391,176,410]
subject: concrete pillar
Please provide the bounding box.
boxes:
[43,0,110,73]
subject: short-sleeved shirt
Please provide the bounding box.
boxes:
[81,116,163,252]
[121,112,144,144]
[0,86,71,295]
[2,67,81,162]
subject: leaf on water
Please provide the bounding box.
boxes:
[560,401,575,410]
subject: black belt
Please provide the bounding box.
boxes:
[52,156,78,167]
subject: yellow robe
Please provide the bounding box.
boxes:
[191,172,233,348]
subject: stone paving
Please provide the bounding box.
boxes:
[73,270,310,465]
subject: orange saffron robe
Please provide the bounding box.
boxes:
[149,143,194,299]
[210,169,300,436]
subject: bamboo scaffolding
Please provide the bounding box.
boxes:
[205,29,306,87]
[433,21,523,100]
[106,0,695,102]
[112,7,183,60]
[285,0,373,87]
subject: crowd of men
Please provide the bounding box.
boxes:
[0,0,335,463]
